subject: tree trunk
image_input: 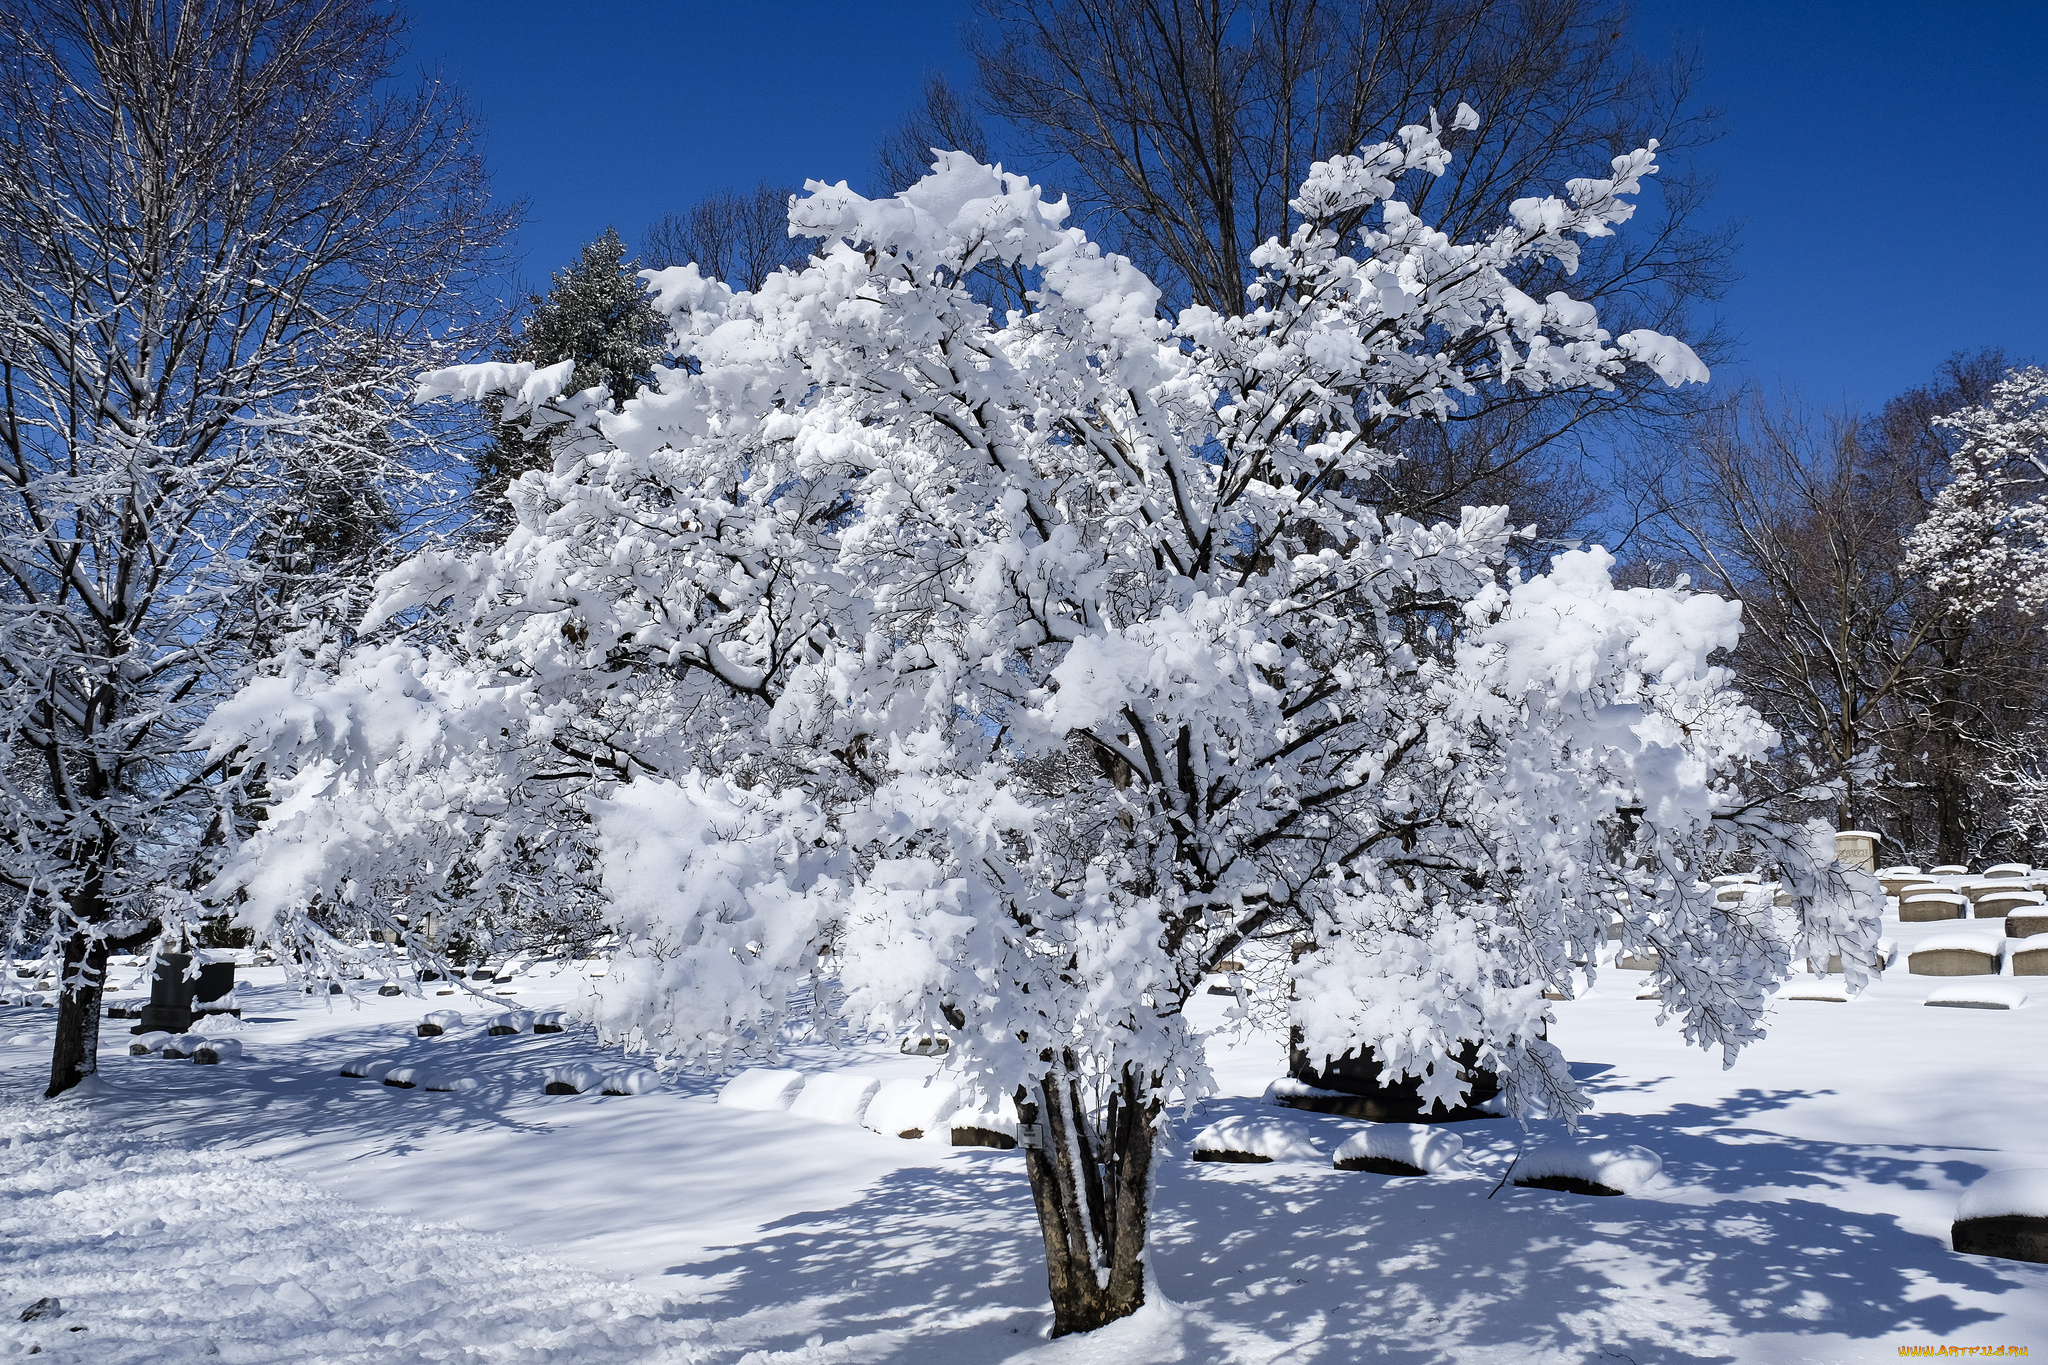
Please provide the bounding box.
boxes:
[46,929,110,1098]
[1934,633,1969,866]
[1019,1061,1156,1337]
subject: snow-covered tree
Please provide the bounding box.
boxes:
[1903,365,2048,841]
[0,0,512,1098]
[1905,366,2048,617]
[203,125,1879,1335]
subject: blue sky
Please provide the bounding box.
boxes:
[402,0,2046,416]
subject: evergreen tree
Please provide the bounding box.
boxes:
[475,229,665,522]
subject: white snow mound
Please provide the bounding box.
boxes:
[544,1063,604,1095]
[1518,1143,1663,1194]
[1925,982,2029,1010]
[717,1067,807,1111]
[1260,1076,1349,1104]
[1958,1167,2048,1220]
[1191,1116,1323,1162]
[862,1076,960,1138]
[787,1072,880,1125]
[946,1094,1021,1137]
[1332,1123,1464,1173]
[599,1067,661,1096]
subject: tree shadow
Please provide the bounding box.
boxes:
[645,1084,2043,1364]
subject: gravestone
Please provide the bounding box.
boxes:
[1952,1216,2048,1264]
[131,954,197,1035]
[192,960,237,1017]
[1834,830,1879,871]
[1898,892,1965,923]
[1281,1037,1500,1123]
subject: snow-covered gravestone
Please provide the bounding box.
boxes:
[1331,1124,1464,1175]
[1190,1117,1323,1164]
[862,1077,961,1140]
[204,128,1882,1338]
[1833,831,1878,872]
[787,1073,880,1126]
[1514,1144,1663,1197]
[1953,1169,2048,1264]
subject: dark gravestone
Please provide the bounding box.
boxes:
[1516,1174,1623,1197]
[1191,1149,1272,1163]
[1334,1154,1427,1176]
[193,961,237,1017]
[377,984,403,997]
[1281,1038,1501,1123]
[132,954,197,1035]
[1952,1215,2048,1264]
[951,1126,1018,1150]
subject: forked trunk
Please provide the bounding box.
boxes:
[1019,1060,1157,1337]
[46,930,110,1098]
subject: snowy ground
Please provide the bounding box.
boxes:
[4,905,2047,1363]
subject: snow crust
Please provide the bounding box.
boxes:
[786,1071,880,1125]
[717,1066,807,1111]
[1517,1143,1663,1194]
[1958,1168,2048,1220]
[0,1097,700,1361]
[1190,1116,1324,1162]
[1331,1123,1466,1173]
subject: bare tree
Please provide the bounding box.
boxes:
[0,0,514,1096]
[1640,355,2048,865]
[876,71,998,193]
[641,183,809,292]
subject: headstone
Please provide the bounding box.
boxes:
[1908,938,2004,976]
[2009,911,2048,939]
[132,954,197,1036]
[377,984,402,997]
[1898,892,1966,923]
[2011,939,2048,976]
[952,1125,1019,1150]
[1834,831,1879,871]
[1281,1039,1499,1123]
[1973,892,2042,918]
[192,959,237,1017]
[1952,1216,2048,1264]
